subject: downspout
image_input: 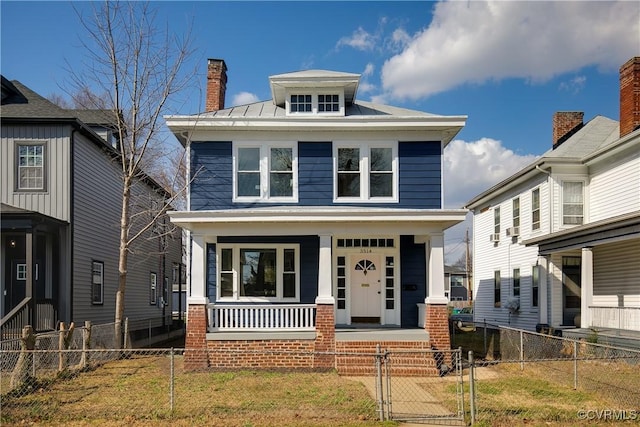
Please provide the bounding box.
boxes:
[69,128,76,325]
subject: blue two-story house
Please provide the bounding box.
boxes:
[165,59,467,371]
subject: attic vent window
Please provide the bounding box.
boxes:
[318,94,339,112]
[290,94,311,113]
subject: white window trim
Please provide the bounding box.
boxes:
[91,261,104,305]
[150,272,157,305]
[333,142,398,203]
[560,178,587,227]
[216,244,300,302]
[285,89,344,116]
[531,187,541,231]
[232,141,298,203]
[16,141,47,192]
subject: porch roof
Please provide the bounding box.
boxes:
[168,207,467,236]
[523,211,640,255]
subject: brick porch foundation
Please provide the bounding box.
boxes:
[184,304,209,370]
[313,304,336,370]
[425,303,452,368]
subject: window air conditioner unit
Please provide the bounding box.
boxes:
[489,233,500,243]
[506,226,520,237]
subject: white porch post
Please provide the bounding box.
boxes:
[538,255,549,325]
[188,234,208,305]
[425,233,448,304]
[580,247,593,329]
[316,234,334,304]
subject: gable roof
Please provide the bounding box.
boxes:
[465,115,621,209]
[1,77,76,120]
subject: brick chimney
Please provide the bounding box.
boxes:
[206,59,227,112]
[552,111,584,148]
[620,57,640,138]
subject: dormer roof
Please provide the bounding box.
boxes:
[269,70,360,107]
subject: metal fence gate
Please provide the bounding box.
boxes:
[376,348,466,424]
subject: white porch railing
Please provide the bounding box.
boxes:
[590,306,640,331]
[207,304,317,332]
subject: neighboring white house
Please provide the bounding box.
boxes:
[465,57,640,336]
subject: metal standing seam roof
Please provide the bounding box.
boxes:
[177,99,442,120]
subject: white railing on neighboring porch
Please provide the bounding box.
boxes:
[590,306,640,331]
[207,304,317,332]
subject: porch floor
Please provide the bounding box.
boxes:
[336,326,429,342]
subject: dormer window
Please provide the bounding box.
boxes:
[290,95,312,113]
[318,94,339,112]
[286,92,344,116]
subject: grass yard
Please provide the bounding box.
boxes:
[1,354,385,426]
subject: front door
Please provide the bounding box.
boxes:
[350,254,381,323]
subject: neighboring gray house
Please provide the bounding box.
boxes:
[465,57,640,341]
[0,76,183,344]
[445,265,470,302]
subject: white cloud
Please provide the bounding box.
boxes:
[336,27,377,51]
[443,137,538,209]
[363,63,375,77]
[559,75,587,94]
[442,137,538,263]
[231,91,260,106]
[381,1,639,100]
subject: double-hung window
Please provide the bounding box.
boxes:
[494,207,501,235]
[16,142,46,191]
[531,188,540,230]
[217,244,299,301]
[335,143,397,202]
[494,270,501,307]
[150,272,157,305]
[513,268,520,297]
[532,265,539,307]
[562,181,584,225]
[512,198,520,229]
[234,142,297,202]
[92,261,104,305]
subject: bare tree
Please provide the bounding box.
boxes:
[68,1,195,347]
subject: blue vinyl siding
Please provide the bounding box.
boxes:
[298,142,333,205]
[190,140,442,210]
[398,141,441,209]
[207,236,319,304]
[400,235,426,327]
[190,142,232,211]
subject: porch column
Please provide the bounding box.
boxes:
[422,233,451,357]
[314,234,335,370]
[185,234,209,371]
[538,255,549,325]
[26,231,35,329]
[580,247,594,329]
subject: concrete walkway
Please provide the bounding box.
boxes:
[347,376,466,426]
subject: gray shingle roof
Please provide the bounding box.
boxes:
[1,77,75,120]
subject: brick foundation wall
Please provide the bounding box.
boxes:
[313,304,336,370]
[206,340,315,369]
[184,304,209,370]
[425,304,452,367]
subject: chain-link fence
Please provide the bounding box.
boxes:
[2,328,639,426]
[461,326,640,426]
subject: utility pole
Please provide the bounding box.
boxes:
[465,228,473,301]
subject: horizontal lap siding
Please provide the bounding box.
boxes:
[298,142,333,205]
[190,141,444,209]
[593,239,640,300]
[190,142,232,210]
[399,142,441,209]
[208,236,319,304]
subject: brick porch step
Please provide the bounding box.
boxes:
[335,340,440,377]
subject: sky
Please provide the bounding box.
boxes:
[2,1,639,263]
